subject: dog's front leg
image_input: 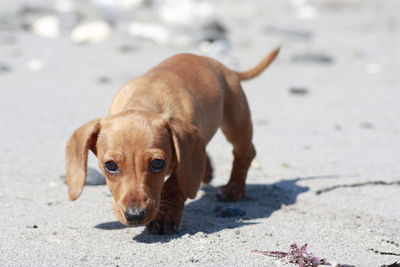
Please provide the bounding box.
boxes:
[146,174,186,234]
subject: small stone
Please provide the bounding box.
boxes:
[128,22,169,44]
[85,167,106,185]
[47,200,61,206]
[118,45,137,53]
[71,20,112,44]
[201,20,227,43]
[291,53,334,64]
[97,76,112,84]
[289,87,308,95]
[264,25,312,40]
[281,163,291,168]
[31,15,60,39]
[360,122,374,129]
[60,167,106,185]
[0,63,11,74]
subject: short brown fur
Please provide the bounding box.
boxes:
[65,48,279,234]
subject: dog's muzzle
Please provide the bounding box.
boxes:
[124,206,148,224]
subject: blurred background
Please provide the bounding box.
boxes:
[0,0,399,265]
[1,0,399,181]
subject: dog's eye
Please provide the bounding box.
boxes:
[104,161,119,174]
[150,159,165,172]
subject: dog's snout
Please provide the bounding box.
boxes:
[124,206,147,224]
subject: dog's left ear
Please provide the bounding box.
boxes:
[168,118,206,199]
[65,118,101,201]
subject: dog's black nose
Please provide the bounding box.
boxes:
[124,206,147,224]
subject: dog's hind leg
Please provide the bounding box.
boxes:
[218,78,256,201]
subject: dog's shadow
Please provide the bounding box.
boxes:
[95,175,339,243]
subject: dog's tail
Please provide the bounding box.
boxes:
[234,47,280,81]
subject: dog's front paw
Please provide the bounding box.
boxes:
[146,205,183,235]
[217,185,245,202]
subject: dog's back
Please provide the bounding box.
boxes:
[110,49,279,143]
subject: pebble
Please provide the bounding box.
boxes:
[47,199,61,206]
[289,87,309,95]
[60,167,106,185]
[264,25,312,40]
[128,22,169,44]
[85,167,106,185]
[31,15,60,38]
[118,44,137,53]
[201,20,227,42]
[291,52,334,64]
[97,76,112,84]
[360,122,374,129]
[214,206,246,218]
[70,20,112,44]
[0,63,12,74]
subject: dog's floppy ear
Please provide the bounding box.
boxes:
[65,118,101,201]
[168,118,206,199]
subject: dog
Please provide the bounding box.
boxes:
[65,48,279,234]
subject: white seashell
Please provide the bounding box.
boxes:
[128,22,169,44]
[31,16,60,39]
[70,20,112,43]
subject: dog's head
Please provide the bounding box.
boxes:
[65,110,206,226]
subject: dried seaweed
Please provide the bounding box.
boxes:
[252,243,326,267]
[369,248,400,257]
[316,180,400,195]
[380,262,400,267]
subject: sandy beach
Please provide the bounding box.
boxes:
[0,0,399,266]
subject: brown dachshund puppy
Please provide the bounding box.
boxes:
[66,48,279,234]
